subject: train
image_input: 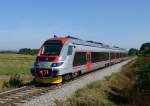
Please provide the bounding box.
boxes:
[31,36,128,84]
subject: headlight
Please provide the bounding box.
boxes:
[51,62,63,67]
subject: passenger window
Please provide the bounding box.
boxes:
[73,52,86,66]
[67,46,73,55]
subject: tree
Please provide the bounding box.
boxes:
[140,43,150,56]
[128,48,138,56]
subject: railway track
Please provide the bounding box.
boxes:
[0,73,96,106]
[0,75,84,106]
[0,84,61,106]
[0,71,92,105]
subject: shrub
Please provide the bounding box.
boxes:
[2,74,23,88]
[136,63,150,91]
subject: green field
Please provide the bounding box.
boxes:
[0,54,36,89]
[0,53,35,75]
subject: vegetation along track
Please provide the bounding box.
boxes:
[0,59,131,106]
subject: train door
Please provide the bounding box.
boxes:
[67,45,74,66]
[86,51,92,72]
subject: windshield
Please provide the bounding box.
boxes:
[41,40,62,56]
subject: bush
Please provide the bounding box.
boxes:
[2,74,24,88]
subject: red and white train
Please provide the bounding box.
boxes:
[31,36,128,84]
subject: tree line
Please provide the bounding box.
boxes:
[0,48,38,55]
[128,42,150,56]
[17,48,38,55]
[0,50,17,54]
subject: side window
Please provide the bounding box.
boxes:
[67,46,73,55]
[91,52,109,63]
[73,52,86,66]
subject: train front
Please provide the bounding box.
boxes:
[31,37,67,84]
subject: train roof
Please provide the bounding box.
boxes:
[49,35,127,52]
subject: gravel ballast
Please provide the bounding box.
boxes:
[22,60,130,106]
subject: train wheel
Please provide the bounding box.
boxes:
[63,74,72,81]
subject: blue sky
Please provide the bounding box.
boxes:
[0,0,150,50]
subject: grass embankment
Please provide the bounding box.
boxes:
[55,60,135,106]
[0,54,35,90]
[56,57,150,106]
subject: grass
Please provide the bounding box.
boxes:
[0,53,35,75]
[55,75,133,106]
[55,80,117,106]
[0,53,36,90]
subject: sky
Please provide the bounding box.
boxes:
[0,0,150,50]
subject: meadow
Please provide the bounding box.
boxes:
[0,53,36,88]
[0,53,35,75]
